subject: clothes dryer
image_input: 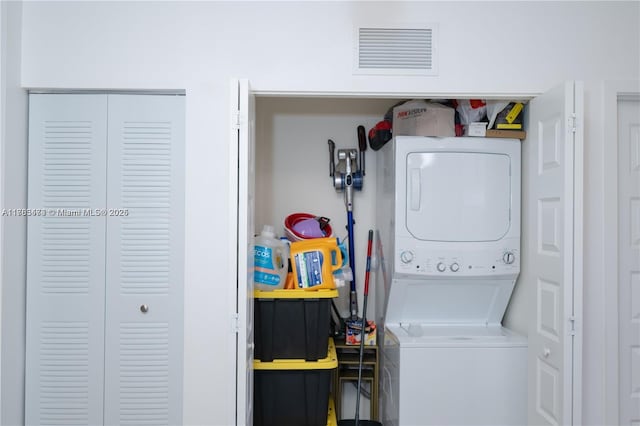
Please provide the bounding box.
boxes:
[374,136,527,425]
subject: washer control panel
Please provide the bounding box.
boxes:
[396,245,519,277]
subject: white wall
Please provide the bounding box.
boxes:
[12,2,640,425]
[255,97,403,316]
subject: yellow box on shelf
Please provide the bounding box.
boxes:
[505,102,524,124]
[496,123,523,130]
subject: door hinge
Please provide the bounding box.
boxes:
[568,315,576,336]
[232,312,240,333]
[569,113,577,134]
[232,110,241,130]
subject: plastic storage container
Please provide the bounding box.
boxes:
[254,225,289,291]
[284,212,334,241]
[254,288,338,361]
[290,237,342,289]
[327,399,337,426]
[253,338,338,426]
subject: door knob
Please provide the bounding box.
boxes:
[140,304,149,313]
[543,347,551,358]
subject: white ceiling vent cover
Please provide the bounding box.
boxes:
[356,26,437,76]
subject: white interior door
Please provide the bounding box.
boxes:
[103,94,185,426]
[525,81,583,426]
[232,79,255,426]
[26,93,185,426]
[618,97,640,426]
[25,94,108,425]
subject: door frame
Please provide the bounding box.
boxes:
[0,3,5,419]
[232,84,583,426]
[602,80,640,426]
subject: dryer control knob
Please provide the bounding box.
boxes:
[400,250,414,264]
[503,252,516,264]
[450,262,460,272]
[436,262,446,272]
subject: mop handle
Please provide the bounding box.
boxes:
[364,229,373,294]
[354,229,374,425]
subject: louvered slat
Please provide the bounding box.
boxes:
[120,121,172,295]
[39,323,90,425]
[358,27,436,74]
[40,122,93,293]
[118,323,170,425]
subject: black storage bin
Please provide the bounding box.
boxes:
[253,339,337,426]
[254,288,337,361]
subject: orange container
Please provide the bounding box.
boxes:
[289,237,342,290]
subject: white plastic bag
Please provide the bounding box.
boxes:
[485,100,510,129]
[455,99,487,125]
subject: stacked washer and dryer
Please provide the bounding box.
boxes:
[374,136,527,426]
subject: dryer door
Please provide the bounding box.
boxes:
[405,151,512,241]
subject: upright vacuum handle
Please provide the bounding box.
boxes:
[328,139,335,178]
[357,125,367,176]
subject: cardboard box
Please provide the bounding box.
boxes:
[345,319,377,346]
[393,100,455,137]
[485,129,526,140]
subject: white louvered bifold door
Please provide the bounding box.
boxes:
[103,95,184,426]
[26,93,185,426]
[26,94,108,426]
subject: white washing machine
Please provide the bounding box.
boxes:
[374,136,527,426]
[381,324,527,426]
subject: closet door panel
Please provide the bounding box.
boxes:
[103,94,185,426]
[25,94,108,426]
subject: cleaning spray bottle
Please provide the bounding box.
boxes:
[254,225,288,291]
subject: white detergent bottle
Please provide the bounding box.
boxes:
[254,225,288,291]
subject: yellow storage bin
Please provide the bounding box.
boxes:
[327,398,337,426]
[254,339,337,426]
[254,288,339,299]
[254,288,338,361]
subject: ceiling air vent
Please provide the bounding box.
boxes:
[356,26,437,76]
